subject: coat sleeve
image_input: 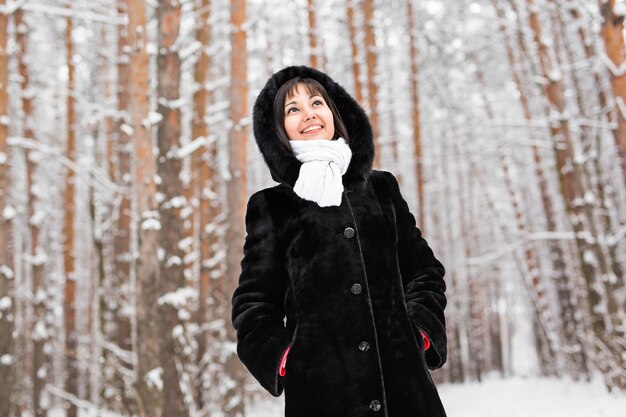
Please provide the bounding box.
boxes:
[231,190,293,397]
[384,171,447,370]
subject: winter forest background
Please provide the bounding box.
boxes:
[1,0,626,416]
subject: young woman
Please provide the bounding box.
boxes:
[231,66,448,417]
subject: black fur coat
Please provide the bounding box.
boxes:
[231,66,448,417]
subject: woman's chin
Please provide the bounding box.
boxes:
[293,136,332,141]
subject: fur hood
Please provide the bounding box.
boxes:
[252,66,374,188]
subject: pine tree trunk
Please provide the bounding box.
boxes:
[225,0,248,415]
[190,1,221,412]
[111,2,136,413]
[307,0,319,69]
[347,0,364,103]
[599,0,626,188]
[155,1,189,416]
[63,12,78,417]
[570,2,625,290]
[0,2,16,414]
[363,0,380,168]
[126,0,162,414]
[406,0,425,231]
[15,9,49,417]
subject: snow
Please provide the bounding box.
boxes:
[146,42,157,55]
[145,367,163,391]
[0,264,14,279]
[157,287,197,308]
[165,255,182,268]
[0,296,12,310]
[141,218,161,231]
[2,204,16,220]
[175,136,207,159]
[32,321,48,341]
[143,111,163,127]
[0,354,13,365]
[178,236,193,251]
[438,376,626,417]
[168,196,186,208]
[120,123,134,136]
[250,377,626,417]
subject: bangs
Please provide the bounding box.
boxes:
[285,78,325,100]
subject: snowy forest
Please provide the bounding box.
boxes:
[0,0,625,416]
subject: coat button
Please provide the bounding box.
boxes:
[351,283,362,294]
[369,400,381,411]
[343,227,355,238]
[358,341,370,351]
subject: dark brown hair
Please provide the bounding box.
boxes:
[273,77,350,150]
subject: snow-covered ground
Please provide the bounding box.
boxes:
[252,376,626,417]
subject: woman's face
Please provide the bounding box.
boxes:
[283,83,335,141]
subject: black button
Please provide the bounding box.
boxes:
[358,341,370,351]
[369,400,381,411]
[351,283,362,294]
[344,227,355,238]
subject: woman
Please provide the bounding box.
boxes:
[231,66,448,417]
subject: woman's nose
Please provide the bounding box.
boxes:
[303,106,316,120]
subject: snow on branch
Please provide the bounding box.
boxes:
[175,136,207,159]
[145,367,163,391]
[600,53,626,78]
[157,287,197,309]
[7,137,126,201]
[47,385,124,417]
[15,1,127,25]
[98,339,134,366]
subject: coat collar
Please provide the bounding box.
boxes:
[252,66,374,189]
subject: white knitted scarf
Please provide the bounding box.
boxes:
[289,137,352,207]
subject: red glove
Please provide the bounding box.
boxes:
[279,345,291,376]
[419,329,431,350]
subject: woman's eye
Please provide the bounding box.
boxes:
[287,107,298,114]
[313,100,323,106]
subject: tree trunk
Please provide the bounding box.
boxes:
[307,0,320,69]
[406,0,425,231]
[107,2,136,414]
[362,0,380,168]
[347,0,364,103]
[568,2,625,291]
[190,1,223,412]
[599,0,626,188]
[63,11,78,417]
[15,9,50,417]
[126,0,162,414]
[225,0,248,415]
[0,2,16,414]
[155,1,189,416]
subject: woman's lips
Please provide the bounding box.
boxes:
[301,125,323,134]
